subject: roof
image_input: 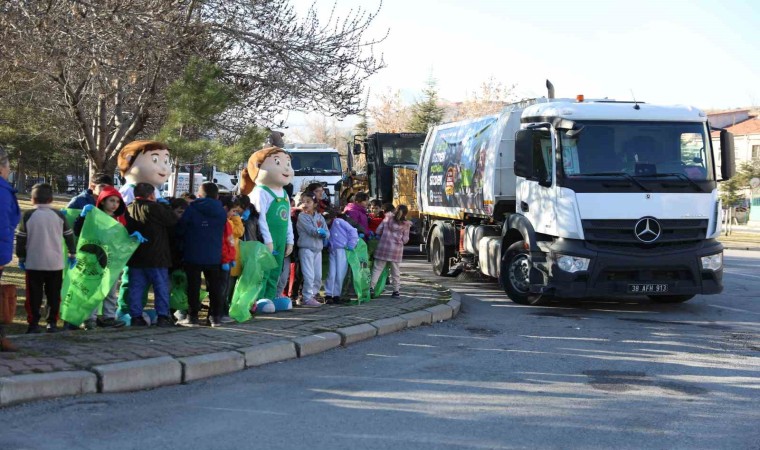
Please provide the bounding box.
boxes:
[726,118,760,136]
[710,118,760,138]
[705,108,751,116]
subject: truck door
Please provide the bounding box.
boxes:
[517,127,557,235]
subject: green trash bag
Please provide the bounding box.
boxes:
[371,262,389,299]
[60,208,139,326]
[346,240,371,304]
[366,238,379,259]
[170,270,189,311]
[229,241,278,323]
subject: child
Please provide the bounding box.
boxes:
[176,182,227,327]
[367,199,384,233]
[220,196,243,322]
[370,205,411,298]
[277,199,302,300]
[325,212,359,304]
[343,191,370,237]
[16,183,77,333]
[70,185,130,330]
[296,193,329,307]
[125,183,178,327]
[304,181,331,214]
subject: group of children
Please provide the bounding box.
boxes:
[289,187,412,305]
[14,176,411,333]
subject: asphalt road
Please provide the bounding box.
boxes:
[0,250,758,450]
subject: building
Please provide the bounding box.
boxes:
[708,109,760,224]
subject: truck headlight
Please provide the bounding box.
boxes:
[700,253,723,271]
[555,254,591,273]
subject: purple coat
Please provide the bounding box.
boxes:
[329,218,359,251]
[373,218,410,262]
[343,202,369,235]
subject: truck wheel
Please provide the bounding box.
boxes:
[502,240,546,306]
[648,295,695,303]
[431,230,455,277]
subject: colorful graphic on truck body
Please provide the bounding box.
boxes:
[425,116,498,212]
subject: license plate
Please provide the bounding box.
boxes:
[628,283,669,294]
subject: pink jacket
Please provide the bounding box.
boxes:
[343,202,369,235]
[373,218,410,262]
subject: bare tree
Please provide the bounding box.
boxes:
[369,88,410,132]
[450,77,518,121]
[291,114,352,168]
[0,0,386,179]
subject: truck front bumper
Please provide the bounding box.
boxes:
[534,239,724,298]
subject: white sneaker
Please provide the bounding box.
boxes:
[302,298,322,307]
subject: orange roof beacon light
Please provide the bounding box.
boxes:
[576,94,585,102]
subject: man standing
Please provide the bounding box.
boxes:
[177,182,228,327]
[0,146,20,350]
[67,174,114,209]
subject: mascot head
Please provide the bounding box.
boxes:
[239,147,293,195]
[117,140,171,187]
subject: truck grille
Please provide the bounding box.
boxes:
[582,219,708,246]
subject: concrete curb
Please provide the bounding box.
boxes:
[400,310,433,328]
[238,340,297,367]
[336,323,378,346]
[178,351,245,383]
[93,356,182,393]
[426,303,454,322]
[448,293,462,317]
[293,332,342,357]
[0,281,461,408]
[0,371,97,406]
[371,316,408,335]
[722,243,760,251]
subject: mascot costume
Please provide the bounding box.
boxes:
[239,147,294,313]
[117,140,172,206]
[115,140,172,317]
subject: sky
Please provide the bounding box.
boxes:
[284,0,759,131]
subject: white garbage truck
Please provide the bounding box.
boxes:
[418,81,736,305]
[285,144,344,205]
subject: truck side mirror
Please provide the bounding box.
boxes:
[353,143,362,155]
[514,129,534,179]
[719,130,735,180]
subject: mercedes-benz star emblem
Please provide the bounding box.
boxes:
[634,217,661,243]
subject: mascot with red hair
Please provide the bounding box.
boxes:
[239,147,294,313]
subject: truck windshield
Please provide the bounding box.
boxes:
[290,152,342,176]
[559,121,714,182]
[379,140,422,165]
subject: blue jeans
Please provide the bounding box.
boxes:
[127,268,170,318]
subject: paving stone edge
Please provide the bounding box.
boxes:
[0,282,459,408]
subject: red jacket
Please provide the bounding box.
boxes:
[221,220,236,264]
[368,216,384,232]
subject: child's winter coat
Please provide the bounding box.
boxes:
[373,217,410,262]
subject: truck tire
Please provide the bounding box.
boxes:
[648,295,695,303]
[431,229,455,277]
[502,240,546,306]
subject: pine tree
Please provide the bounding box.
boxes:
[408,77,445,133]
[355,109,369,141]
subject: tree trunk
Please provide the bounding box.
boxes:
[172,157,180,197]
[16,153,26,193]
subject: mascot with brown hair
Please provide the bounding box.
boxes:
[117,140,172,206]
[115,140,172,319]
[239,147,294,313]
